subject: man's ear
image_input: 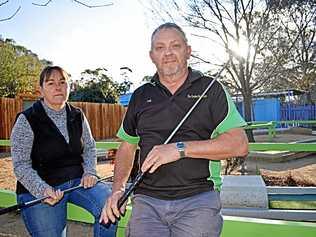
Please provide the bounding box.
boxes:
[149,50,154,63]
[186,45,192,59]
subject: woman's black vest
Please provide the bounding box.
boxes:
[16,100,84,194]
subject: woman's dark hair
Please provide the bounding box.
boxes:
[39,66,69,87]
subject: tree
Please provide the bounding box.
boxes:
[0,37,50,97]
[142,0,316,141]
[69,68,133,103]
[261,1,316,98]
[0,0,113,22]
[142,75,152,82]
[143,0,271,141]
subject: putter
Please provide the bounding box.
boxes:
[0,175,113,215]
[118,64,228,208]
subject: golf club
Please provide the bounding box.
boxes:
[0,175,113,215]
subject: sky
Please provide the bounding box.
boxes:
[0,0,160,89]
[0,0,227,91]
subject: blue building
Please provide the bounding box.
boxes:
[119,92,132,107]
[235,89,308,121]
[120,89,314,122]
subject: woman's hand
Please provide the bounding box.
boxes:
[81,174,97,189]
[43,187,64,206]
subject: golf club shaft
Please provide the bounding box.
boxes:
[0,176,112,215]
[117,171,143,208]
[118,64,228,209]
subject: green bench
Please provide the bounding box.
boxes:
[0,189,129,236]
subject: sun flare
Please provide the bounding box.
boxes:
[229,38,255,60]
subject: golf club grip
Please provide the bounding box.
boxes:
[117,171,144,208]
[0,203,23,215]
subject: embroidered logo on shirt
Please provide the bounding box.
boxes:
[146,98,152,103]
[187,94,208,99]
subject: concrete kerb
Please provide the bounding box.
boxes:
[220,175,316,222]
[222,208,316,222]
[220,175,269,209]
[267,186,316,195]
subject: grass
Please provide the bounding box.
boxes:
[270,200,316,210]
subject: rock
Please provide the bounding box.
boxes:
[260,164,316,186]
[291,164,316,186]
[260,169,296,186]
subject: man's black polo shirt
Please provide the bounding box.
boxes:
[117,68,246,200]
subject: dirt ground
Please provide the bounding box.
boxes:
[0,159,114,192]
[246,132,316,186]
[0,131,315,236]
[1,131,315,191]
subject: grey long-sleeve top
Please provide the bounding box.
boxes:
[10,101,97,199]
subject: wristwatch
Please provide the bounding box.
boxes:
[176,142,186,158]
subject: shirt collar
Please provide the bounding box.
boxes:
[150,67,204,86]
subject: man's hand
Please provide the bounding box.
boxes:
[43,187,64,206]
[81,174,97,189]
[99,190,127,224]
[141,143,180,173]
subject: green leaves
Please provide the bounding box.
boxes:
[69,68,133,103]
[0,38,48,98]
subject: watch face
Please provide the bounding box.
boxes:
[176,142,185,150]
[176,142,186,158]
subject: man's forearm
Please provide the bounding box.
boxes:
[185,128,248,160]
[112,141,137,192]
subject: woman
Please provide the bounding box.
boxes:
[10,66,116,237]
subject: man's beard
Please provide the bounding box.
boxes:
[160,64,181,77]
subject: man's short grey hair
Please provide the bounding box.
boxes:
[151,22,188,49]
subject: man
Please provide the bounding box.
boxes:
[100,22,248,237]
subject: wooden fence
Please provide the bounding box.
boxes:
[0,97,126,140]
[0,98,22,141]
[71,101,126,140]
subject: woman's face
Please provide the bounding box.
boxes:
[40,69,69,111]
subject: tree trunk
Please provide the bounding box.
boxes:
[243,94,255,142]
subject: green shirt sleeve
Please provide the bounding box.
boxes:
[117,124,140,144]
[209,83,246,191]
[211,86,246,138]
